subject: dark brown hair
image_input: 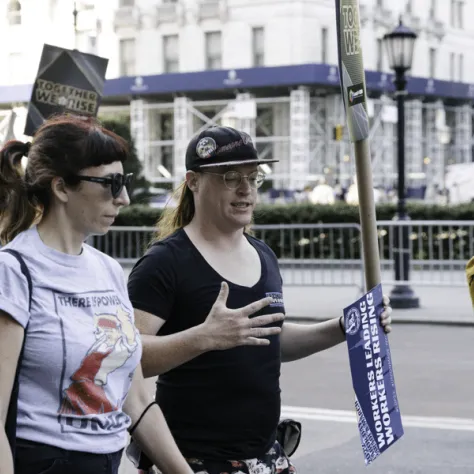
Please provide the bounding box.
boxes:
[0,114,129,245]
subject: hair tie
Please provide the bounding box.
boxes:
[22,141,32,156]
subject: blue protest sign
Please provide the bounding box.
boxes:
[344,284,404,464]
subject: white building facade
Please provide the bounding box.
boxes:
[1,0,474,191]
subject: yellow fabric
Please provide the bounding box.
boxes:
[466,256,474,307]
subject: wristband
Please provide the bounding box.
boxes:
[128,401,157,436]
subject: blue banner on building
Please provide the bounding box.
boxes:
[343,284,404,465]
[2,63,474,106]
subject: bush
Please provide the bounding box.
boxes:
[254,203,474,260]
[110,202,474,261]
[101,119,153,206]
[116,202,474,227]
[115,204,162,226]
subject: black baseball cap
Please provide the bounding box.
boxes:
[185,126,279,171]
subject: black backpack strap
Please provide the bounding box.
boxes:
[1,249,32,458]
[2,249,32,311]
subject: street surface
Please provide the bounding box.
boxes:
[119,324,474,473]
[279,324,474,473]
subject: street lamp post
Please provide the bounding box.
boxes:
[73,1,78,49]
[383,20,420,309]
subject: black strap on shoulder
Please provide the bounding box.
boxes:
[0,249,32,458]
[2,249,32,311]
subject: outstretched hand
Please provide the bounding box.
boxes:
[201,282,285,351]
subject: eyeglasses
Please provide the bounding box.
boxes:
[202,170,266,189]
[76,173,133,199]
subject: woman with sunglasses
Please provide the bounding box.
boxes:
[0,114,193,474]
[127,125,394,473]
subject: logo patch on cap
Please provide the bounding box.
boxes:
[196,137,217,159]
[240,131,252,145]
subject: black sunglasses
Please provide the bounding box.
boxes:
[76,173,133,199]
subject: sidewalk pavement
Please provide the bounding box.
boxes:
[121,265,473,327]
[282,285,474,327]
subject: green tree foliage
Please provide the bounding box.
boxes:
[101,118,152,205]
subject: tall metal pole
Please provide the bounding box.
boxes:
[389,68,420,309]
[395,70,407,221]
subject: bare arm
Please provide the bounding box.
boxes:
[123,364,192,474]
[0,311,25,474]
[280,297,393,363]
[136,282,284,378]
[280,319,345,363]
[135,309,209,378]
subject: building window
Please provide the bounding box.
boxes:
[7,0,21,25]
[376,38,383,71]
[119,38,135,76]
[252,27,264,67]
[205,31,222,70]
[429,0,436,18]
[119,0,134,6]
[76,32,97,54]
[459,53,463,81]
[405,0,412,13]
[321,27,328,63]
[163,34,179,73]
[88,35,97,54]
[451,0,464,28]
[457,1,464,29]
[450,0,456,26]
[429,47,436,77]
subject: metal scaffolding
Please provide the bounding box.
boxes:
[173,97,192,180]
[454,104,472,165]
[0,92,471,196]
[405,99,424,180]
[366,95,397,188]
[289,87,311,190]
[424,101,450,187]
[100,92,474,192]
[130,99,150,175]
[0,110,15,145]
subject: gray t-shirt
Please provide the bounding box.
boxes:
[0,226,142,454]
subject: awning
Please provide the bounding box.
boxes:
[1,63,473,105]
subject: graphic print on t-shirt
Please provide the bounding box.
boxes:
[54,290,139,434]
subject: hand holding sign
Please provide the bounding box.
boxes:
[341,294,392,335]
[380,295,393,333]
